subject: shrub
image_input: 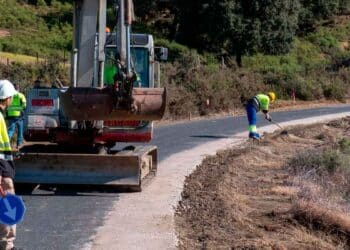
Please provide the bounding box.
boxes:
[0,59,69,93]
[322,80,346,101]
[37,0,47,7]
[322,150,344,174]
[243,53,302,77]
[0,0,72,57]
[338,138,350,154]
[308,32,338,50]
[243,38,327,77]
[155,39,190,61]
[291,76,323,100]
[290,149,348,176]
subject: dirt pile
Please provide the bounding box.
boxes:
[176,117,350,249]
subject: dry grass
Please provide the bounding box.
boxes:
[0,52,42,64]
[176,117,350,249]
[294,200,350,238]
[271,186,299,197]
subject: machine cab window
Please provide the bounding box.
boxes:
[104,46,149,88]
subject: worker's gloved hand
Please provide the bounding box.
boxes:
[13,152,23,160]
[265,113,272,121]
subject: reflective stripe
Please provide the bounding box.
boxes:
[249,125,257,133]
[0,112,11,151]
[253,97,260,110]
[0,142,11,149]
[0,153,13,161]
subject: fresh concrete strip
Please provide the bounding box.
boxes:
[89,112,350,250]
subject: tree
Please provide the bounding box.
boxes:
[255,0,300,54]
[174,0,300,66]
[298,0,346,33]
[133,0,158,21]
[37,0,47,7]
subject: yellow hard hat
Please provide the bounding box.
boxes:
[267,92,276,103]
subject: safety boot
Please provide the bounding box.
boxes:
[249,132,261,140]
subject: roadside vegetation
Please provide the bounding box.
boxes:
[0,52,42,64]
[176,117,350,249]
[0,0,72,57]
[287,119,350,239]
[1,1,350,119]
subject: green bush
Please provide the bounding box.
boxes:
[322,81,346,101]
[308,32,338,49]
[243,53,301,76]
[0,59,69,92]
[290,149,347,175]
[291,76,323,100]
[338,138,350,154]
[293,39,328,70]
[243,38,327,77]
[0,0,72,57]
[321,150,344,173]
[37,0,47,7]
[155,39,190,61]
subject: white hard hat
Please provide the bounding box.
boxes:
[0,80,17,99]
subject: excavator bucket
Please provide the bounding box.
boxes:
[14,145,157,191]
[59,87,166,121]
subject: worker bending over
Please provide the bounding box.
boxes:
[6,84,26,149]
[0,80,18,250]
[245,92,276,140]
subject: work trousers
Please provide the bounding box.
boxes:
[246,102,257,133]
[7,117,24,147]
[0,177,15,250]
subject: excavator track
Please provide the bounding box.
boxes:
[14,144,157,192]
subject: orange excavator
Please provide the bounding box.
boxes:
[14,0,167,191]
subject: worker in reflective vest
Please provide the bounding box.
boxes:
[0,79,17,250]
[6,84,26,149]
[245,92,276,140]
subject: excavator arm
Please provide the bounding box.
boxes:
[62,0,166,122]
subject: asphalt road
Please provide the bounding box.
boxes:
[15,104,350,250]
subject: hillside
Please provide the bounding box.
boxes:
[1,1,350,119]
[0,0,72,57]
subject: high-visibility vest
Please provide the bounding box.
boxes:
[255,94,270,112]
[0,112,12,160]
[7,92,26,118]
[104,64,118,85]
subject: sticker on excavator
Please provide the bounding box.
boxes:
[32,116,46,128]
[103,120,142,127]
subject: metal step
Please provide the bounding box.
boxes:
[14,145,157,191]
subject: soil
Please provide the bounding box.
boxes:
[176,117,350,249]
